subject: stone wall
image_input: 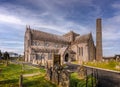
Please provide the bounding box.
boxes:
[71,43,89,64]
[24,28,96,65]
[88,38,96,61]
[32,40,67,48]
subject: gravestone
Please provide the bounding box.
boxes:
[53,54,61,66]
[46,54,61,82]
[46,54,70,87]
[59,70,70,87]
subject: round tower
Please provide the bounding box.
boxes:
[96,18,103,61]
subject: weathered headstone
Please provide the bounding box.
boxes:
[77,66,86,79]
[46,54,70,87]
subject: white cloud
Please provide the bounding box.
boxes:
[0,2,91,55]
[0,0,96,34]
[0,40,23,45]
[31,19,89,34]
[101,11,120,56]
[25,0,94,9]
[0,47,23,55]
[112,2,120,9]
[0,39,24,54]
[0,0,120,57]
[102,15,120,41]
[103,31,120,40]
[0,14,23,25]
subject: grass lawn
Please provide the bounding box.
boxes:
[0,63,56,87]
[85,60,120,71]
[23,75,56,87]
[70,73,96,87]
[71,61,79,64]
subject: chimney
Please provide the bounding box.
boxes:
[96,18,103,61]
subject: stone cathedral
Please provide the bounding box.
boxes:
[24,18,102,66]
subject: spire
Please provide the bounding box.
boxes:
[26,25,28,30]
[26,25,31,30]
[28,25,30,29]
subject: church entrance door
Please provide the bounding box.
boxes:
[65,53,69,62]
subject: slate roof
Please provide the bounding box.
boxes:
[26,28,92,44]
[30,29,70,44]
[74,33,92,43]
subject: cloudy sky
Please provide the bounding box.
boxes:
[0,0,120,56]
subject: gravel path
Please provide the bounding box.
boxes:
[23,72,41,77]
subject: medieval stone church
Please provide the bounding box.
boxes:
[24,18,102,66]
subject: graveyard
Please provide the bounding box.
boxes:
[0,62,56,87]
[85,61,120,71]
[0,59,97,87]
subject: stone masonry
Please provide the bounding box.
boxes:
[24,18,103,66]
[96,18,103,61]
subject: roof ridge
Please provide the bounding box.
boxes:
[63,30,79,36]
[74,33,92,43]
[30,28,66,38]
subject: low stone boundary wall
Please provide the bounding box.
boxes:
[84,65,120,87]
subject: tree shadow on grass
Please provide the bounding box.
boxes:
[0,79,18,84]
[0,79,19,87]
[23,77,56,87]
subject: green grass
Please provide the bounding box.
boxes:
[23,75,56,87]
[0,64,22,81]
[71,61,79,64]
[85,60,120,71]
[70,73,96,87]
[0,63,56,87]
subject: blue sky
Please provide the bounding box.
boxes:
[0,0,120,56]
